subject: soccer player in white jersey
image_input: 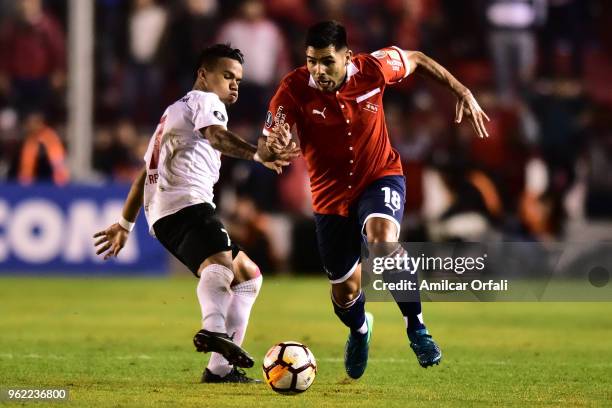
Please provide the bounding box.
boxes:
[93,44,298,383]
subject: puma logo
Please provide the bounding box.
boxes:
[385,203,398,215]
[312,107,326,119]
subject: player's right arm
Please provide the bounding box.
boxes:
[201,124,298,174]
[93,167,146,260]
[191,91,298,172]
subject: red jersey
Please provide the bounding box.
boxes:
[262,46,412,216]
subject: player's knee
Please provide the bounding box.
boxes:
[366,221,397,244]
[231,254,263,298]
[332,291,360,308]
[233,252,262,286]
[199,251,233,276]
[240,258,261,280]
[331,285,361,307]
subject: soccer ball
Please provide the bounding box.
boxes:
[262,341,317,394]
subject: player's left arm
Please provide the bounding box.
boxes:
[93,167,146,260]
[403,50,490,138]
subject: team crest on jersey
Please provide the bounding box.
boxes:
[213,111,226,121]
[371,50,387,59]
[265,111,273,128]
[363,102,379,113]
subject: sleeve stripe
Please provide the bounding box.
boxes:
[262,128,270,137]
[390,45,411,79]
[356,87,381,103]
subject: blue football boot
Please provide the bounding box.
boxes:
[344,312,374,379]
[408,328,442,368]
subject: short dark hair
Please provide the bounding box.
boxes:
[305,21,348,50]
[195,44,244,78]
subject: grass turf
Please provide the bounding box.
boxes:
[1,276,611,407]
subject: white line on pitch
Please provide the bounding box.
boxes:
[116,355,153,360]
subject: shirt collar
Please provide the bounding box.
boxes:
[308,61,360,89]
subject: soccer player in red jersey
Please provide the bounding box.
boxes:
[262,21,490,378]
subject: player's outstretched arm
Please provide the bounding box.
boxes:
[405,51,490,139]
[93,167,146,260]
[202,125,299,174]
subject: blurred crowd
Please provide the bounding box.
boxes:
[1,0,612,272]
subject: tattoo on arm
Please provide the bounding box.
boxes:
[201,126,257,160]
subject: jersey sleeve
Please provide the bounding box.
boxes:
[369,46,411,85]
[188,91,229,131]
[262,81,298,137]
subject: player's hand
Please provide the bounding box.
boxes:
[254,152,291,174]
[267,123,300,157]
[267,123,291,150]
[258,123,300,165]
[455,90,490,138]
[263,159,292,174]
[93,223,129,260]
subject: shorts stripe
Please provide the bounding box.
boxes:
[329,257,360,284]
[361,213,401,240]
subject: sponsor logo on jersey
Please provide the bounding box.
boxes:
[388,49,402,61]
[386,58,403,72]
[274,106,286,126]
[265,111,273,128]
[371,50,387,59]
[312,107,327,119]
[213,111,226,122]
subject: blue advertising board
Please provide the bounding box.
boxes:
[0,183,167,275]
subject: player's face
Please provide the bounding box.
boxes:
[306,46,352,92]
[200,58,243,105]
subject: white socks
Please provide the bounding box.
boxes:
[356,319,368,334]
[197,264,234,333]
[207,275,262,376]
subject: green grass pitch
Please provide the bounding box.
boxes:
[1,276,611,407]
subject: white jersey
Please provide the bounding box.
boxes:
[143,90,228,235]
